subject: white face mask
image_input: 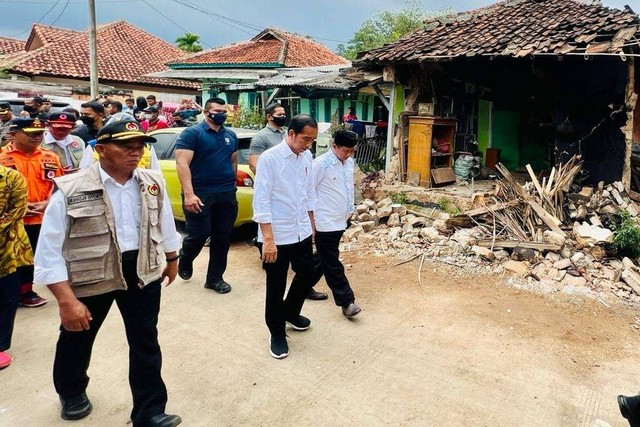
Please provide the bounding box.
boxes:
[144,114,153,120]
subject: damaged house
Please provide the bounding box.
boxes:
[355,0,640,189]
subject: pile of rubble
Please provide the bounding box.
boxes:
[344,158,640,304]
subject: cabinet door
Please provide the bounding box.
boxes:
[407,121,432,187]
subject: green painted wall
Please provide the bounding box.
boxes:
[491,111,520,170]
[393,84,404,124]
[478,100,491,154]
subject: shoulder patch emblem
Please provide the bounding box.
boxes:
[148,183,159,196]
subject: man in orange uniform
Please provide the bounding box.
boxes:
[0,117,63,307]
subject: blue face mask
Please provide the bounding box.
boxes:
[209,112,226,125]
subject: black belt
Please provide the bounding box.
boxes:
[121,250,139,262]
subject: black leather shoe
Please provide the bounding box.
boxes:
[204,280,231,294]
[342,303,362,318]
[148,413,182,427]
[60,392,93,420]
[177,252,192,280]
[618,394,640,426]
[307,287,328,300]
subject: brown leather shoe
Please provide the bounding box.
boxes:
[307,287,328,300]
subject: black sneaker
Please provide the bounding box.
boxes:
[204,280,231,294]
[269,335,289,359]
[177,252,192,280]
[286,315,311,331]
[60,392,93,420]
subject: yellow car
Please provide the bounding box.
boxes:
[148,127,257,228]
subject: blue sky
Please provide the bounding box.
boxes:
[0,0,636,51]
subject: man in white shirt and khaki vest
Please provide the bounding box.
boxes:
[42,112,85,173]
[34,118,183,427]
[252,114,318,359]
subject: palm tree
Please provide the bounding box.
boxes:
[175,33,203,53]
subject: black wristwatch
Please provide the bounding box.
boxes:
[166,254,180,263]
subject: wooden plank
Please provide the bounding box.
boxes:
[545,167,556,194]
[629,190,640,203]
[495,164,565,235]
[477,239,561,251]
[431,167,456,185]
[461,199,520,217]
[526,164,544,197]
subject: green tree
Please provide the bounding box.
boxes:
[175,32,203,53]
[337,0,450,60]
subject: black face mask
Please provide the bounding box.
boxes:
[272,116,286,127]
[80,116,95,127]
[209,112,226,125]
[23,105,36,113]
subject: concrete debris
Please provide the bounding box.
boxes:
[344,182,640,304]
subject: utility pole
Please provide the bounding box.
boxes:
[88,0,99,98]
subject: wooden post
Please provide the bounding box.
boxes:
[385,83,396,172]
[622,58,637,190]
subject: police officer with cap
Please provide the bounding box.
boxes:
[34,118,183,426]
[43,112,85,172]
[1,117,62,308]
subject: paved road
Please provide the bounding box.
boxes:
[2,241,639,426]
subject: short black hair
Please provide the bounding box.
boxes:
[125,97,135,103]
[146,94,156,101]
[204,97,226,110]
[333,129,358,148]
[108,100,123,112]
[288,114,317,134]
[265,102,283,116]
[80,101,105,114]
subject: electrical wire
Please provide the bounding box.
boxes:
[6,0,62,37]
[141,0,212,48]
[48,0,71,27]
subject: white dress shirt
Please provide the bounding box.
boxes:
[34,165,181,285]
[252,142,317,245]
[312,149,355,232]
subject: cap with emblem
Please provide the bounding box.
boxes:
[0,102,11,114]
[10,117,46,133]
[47,112,77,129]
[95,119,156,143]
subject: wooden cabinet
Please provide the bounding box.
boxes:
[407,116,456,187]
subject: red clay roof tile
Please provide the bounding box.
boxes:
[3,21,199,90]
[171,28,348,68]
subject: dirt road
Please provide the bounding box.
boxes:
[2,241,639,426]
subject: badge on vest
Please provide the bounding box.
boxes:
[147,183,160,196]
[42,162,59,181]
[225,137,230,145]
[68,189,103,205]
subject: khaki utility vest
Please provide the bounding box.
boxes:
[42,135,85,168]
[55,162,166,298]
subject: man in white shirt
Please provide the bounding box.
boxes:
[42,112,85,172]
[312,130,361,318]
[34,119,183,426]
[252,114,318,359]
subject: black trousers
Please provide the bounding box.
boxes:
[314,230,356,307]
[288,231,356,307]
[181,191,238,283]
[53,252,167,426]
[0,269,22,351]
[258,236,314,338]
[20,224,41,292]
